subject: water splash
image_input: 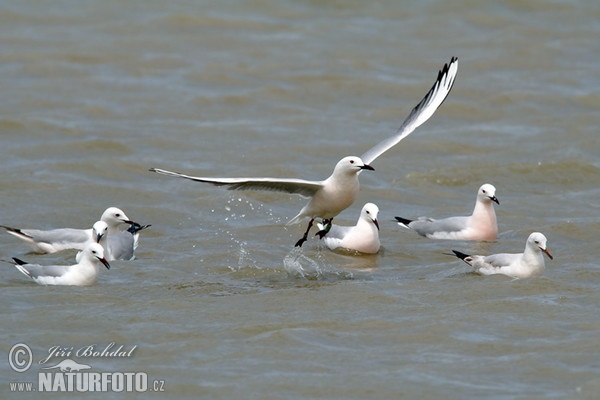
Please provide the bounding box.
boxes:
[283,248,324,279]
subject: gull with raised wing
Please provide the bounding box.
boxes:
[451,232,553,279]
[319,203,380,254]
[11,242,111,286]
[395,184,499,241]
[151,57,458,247]
[1,207,143,255]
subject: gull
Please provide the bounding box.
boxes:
[150,57,458,246]
[451,232,553,279]
[106,222,151,261]
[75,220,107,262]
[76,220,150,262]
[318,203,380,254]
[1,207,142,255]
[11,242,111,286]
[395,184,499,241]
[75,221,152,261]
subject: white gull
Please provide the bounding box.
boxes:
[395,184,499,241]
[150,57,458,247]
[12,242,111,286]
[318,203,380,254]
[2,207,148,259]
[451,232,553,279]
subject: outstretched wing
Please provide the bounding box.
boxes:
[149,168,323,198]
[360,57,458,165]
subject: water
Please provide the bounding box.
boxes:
[1,1,600,399]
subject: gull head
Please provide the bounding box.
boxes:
[528,232,553,260]
[83,242,111,270]
[334,156,375,176]
[92,221,109,243]
[478,184,499,205]
[101,207,135,228]
[361,202,380,230]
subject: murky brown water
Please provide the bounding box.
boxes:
[2,1,600,399]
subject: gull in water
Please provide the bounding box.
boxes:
[318,203,380,254]
[1,207,147,257]
[395,184,499,241]
[451,232,553,279]
[151,57,458,247]
[76,220,150,262]
[11,242,111,286]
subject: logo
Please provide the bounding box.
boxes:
[42,359,91,372]
[8,343,32,373]
[8,342,165,393]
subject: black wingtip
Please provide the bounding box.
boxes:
[437,56,458,77]
[2,225,24,235]
[4,226,36,240]
[394,216,413,225]
[451,250,470,261]
[12,257,28,266]
[127,223,151,234]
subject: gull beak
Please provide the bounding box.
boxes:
[373,218,380,231]
[95,232,105,243]
[360,164,375,171]
[490,196,499,205]
[97,256,111,270]
[542,247,553,260]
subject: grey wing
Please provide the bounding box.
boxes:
[6,227,89,245]
[19,263,70,279]
[325,224,352,241]
[411,216,469,236]
[483,253,520,268]
[149,168,323,198]
[361,57,458,165]
[107,232,135,261]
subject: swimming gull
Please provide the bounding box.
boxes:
[12,242,110,286]
[395,184,499,241]
[318,203,380,254]
[2,207,147,257]
[451,232,553,279]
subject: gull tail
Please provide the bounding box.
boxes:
[1,226,33,240]
[394,216,413,229]
[12,258,32,278]
[12,257,28,266]
[128,223,152,235]
[451,250,471,261]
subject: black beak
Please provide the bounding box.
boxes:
[373,219,380,231]
[360,164,375,171]
[95,233,104,243]
[97,257,111,270]
[490,196,499,205]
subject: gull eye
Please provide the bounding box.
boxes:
[349,160,355,164]
[366,210,370,214]
[482,189,487,194]
[534,240,540,245]
[115,213,121,217]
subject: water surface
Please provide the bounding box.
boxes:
[1,1,600,399]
